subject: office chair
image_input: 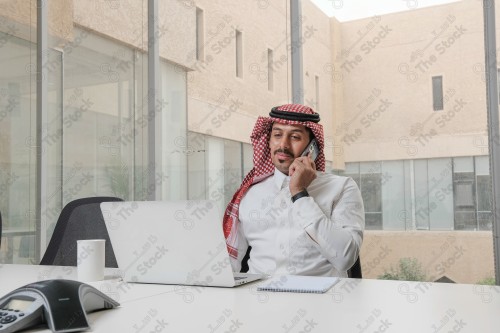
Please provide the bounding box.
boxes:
[40,197,123,268]
[348,256,362,279]
[241,246,362,278]
[240,246,252,273]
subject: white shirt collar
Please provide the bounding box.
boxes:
[273,168,290,190]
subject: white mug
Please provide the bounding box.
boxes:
[77,239,105,282]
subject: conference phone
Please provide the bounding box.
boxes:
[0,279,119,333]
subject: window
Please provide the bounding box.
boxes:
[0,23,188,263]
[477,174,493,230]
[453,157,476,230]
[432,76,444,111]
[235,30,243,78]
[454,173,476,230]
[196,7,204,61]
[477,175,492,212]
[187,133,247,213]
[497,68,500,102]
[476,156,493,230]
[315,75,320,111]
[0,32,37,263]
[339,162,383,230]
[267,48,273,91]
[361,173,383,230]
[345,156,494,233]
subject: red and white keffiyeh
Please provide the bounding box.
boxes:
[223,104,325,259]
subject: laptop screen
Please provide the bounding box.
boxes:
[101,200,238,287]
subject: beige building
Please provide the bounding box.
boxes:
[337,0,487,162]
[0,0,497,283]
[186,0,334,153]
[333,0,495,283]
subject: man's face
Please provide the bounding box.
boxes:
[269,123,311,175]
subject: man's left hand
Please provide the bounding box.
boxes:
[289,155,317,196]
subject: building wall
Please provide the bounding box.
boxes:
[2,1,496,167]
[187,0,290,144]
[187,0,334,162]
[361,231,494,284]
[73,0,195,69]
[330,17,345,170]
[301,0,334,162]
[337,0,489,163]
[0,0,73,43]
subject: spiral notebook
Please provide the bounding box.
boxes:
[257,275,340,294]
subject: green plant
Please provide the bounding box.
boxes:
[378,257,426,281]
[105,163,157,200]
[476,277,496,285]
[105,165,130,199]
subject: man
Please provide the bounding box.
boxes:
[223,104,364,277]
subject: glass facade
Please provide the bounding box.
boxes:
[187,131,252,214]
[339,156,492,232]
[0,15,188,264]
[0,31,37,264]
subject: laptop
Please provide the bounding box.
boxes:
[100,200,263,287]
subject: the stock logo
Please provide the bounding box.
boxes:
[137,246,169,276]
[76,244,94,265]
[210,257,230,275]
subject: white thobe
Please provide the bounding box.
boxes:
[234,168,365,277]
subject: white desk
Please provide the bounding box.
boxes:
[0,264,499,332]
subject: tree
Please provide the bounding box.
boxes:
[378,258,426,281]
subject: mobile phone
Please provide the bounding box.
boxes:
[301,138,319,161]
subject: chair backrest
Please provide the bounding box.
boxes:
[240,246,252,273]
[40,197,123,267]
[241,246,362,278]
[347,256,362,279]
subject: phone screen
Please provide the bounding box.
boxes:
[301,139,319,161]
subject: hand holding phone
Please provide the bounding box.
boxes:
[301,139,319,161]
[289,138,319,194]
